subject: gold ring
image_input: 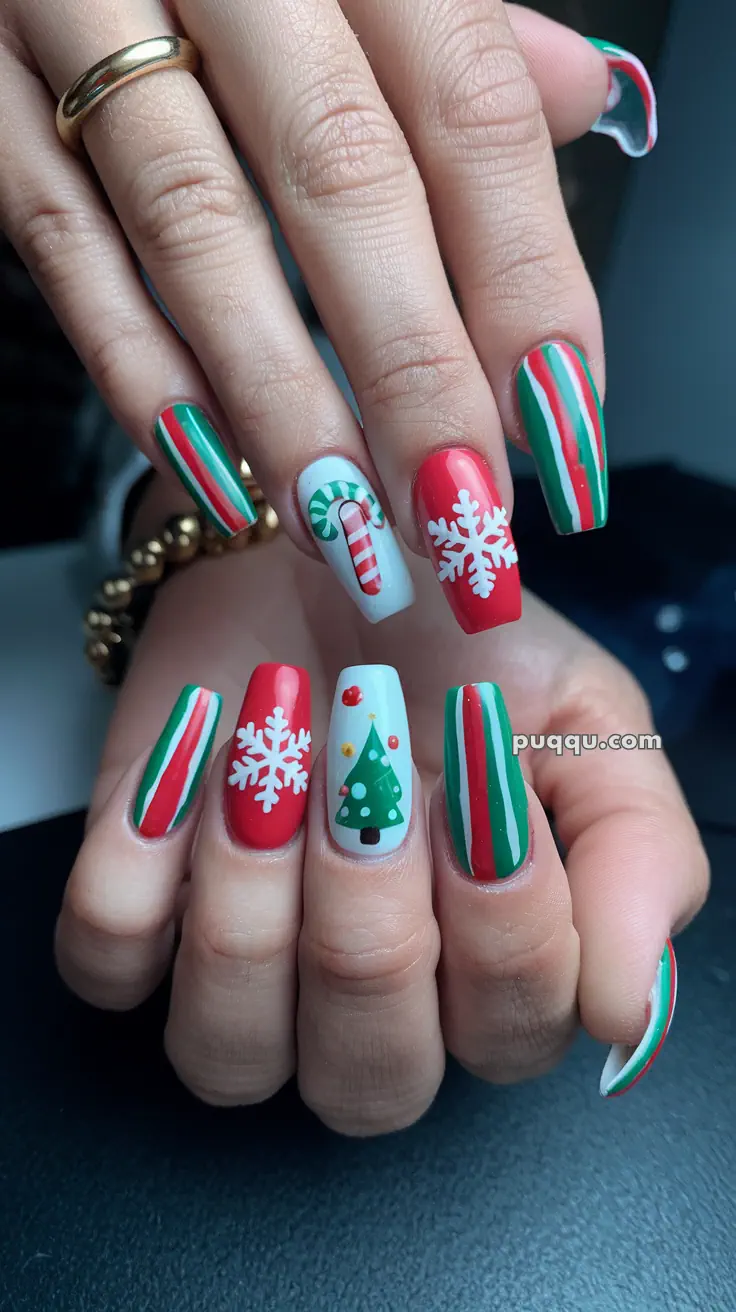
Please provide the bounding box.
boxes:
[56,36,200,152]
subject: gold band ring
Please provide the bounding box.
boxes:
[56,36,200,152]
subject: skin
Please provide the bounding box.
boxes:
[55,478,710,1135]
[0,1,609,567]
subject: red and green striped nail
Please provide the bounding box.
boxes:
[516,341,608,535]
[444,682,529,881]
[133,684,222,839]
[155,404,257,537]
[600,940,677,1098]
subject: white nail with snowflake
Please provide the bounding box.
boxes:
[327,665,412,857]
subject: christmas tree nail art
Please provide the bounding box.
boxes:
[327,666,412,857]
[600,940,677,1098]
[226,664,312,850]
[588,39,658,159]
[297,456,415,624]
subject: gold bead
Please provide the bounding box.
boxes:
[84,608,113,636]
[239,457,266,502]
[98,575,134,612]
[225,526,252,552]
[128,537,166,584]
[162,514,202,564]
[201,524,227,556]
[256,504,280,542]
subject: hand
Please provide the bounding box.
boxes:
[1,0,655,633]
[56,483,708,1134]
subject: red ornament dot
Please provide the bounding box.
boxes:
[342,685,363,707]
[339,785,349,796]
[388,735,399,750]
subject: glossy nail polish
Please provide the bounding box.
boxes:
[225,663,312,849]
[155,404,257,537]
[414,448,520,633]
[444,682,529,881]
[516,341,608,535]
[588,39,658,158]
[133,685,222,839]
[327,665,411,857]
[297,456,414,623]
[600,940,677,1098]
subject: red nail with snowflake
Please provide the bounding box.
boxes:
[225,663,312,849]
[414,448,521,633]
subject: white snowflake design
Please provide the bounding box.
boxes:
[228,706,311,813]
[427,489,518,599]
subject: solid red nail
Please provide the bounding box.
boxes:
[414,448,521,633]
[225,663,312,849]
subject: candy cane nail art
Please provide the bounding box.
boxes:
[588,39,658,159]
[516,341,608,536]
[600,940,677,1098]
[297,456,414,623]
[133,685,222,839]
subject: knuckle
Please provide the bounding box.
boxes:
[307,1086,436,1138]
[460,916,565,993]
[86,316,163,401]
[359,327,474,415]
[281,78,411,206]
[301,918,439,999]
[165,1037,291,1108]
[15,203,107,292]
[433,17,544,152]
[130,142,256,266]
[62,877,170,947]
[192,910,298,975]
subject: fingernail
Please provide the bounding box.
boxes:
[516,341,608,535]
[588,39,658,158]
[444,682,529,881]
[297,456,414,623]
[414,448,520,633]
[155,404,257,537]
[600,940,677,1098]
[133,684,222,838]
[225,663,312,849]
[327,665,411,857]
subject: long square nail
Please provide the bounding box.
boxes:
[226,663,312,849]
[155,404,257,537]
[588,39,658,158]
[444,682,529,881]
[133,684,222,838]
[297,456,414,623]
[600,940,677,1097]
[516,342,608,535]
[327,666,411,856]
[414,447,520,633]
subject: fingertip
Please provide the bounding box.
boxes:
[507,4,611,144]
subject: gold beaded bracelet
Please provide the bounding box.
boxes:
[84,461,279,686]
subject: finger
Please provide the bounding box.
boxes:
[298,666,443,1136]
[0,37,238,497]
[55,684,221,1010]
[432,681,578,1082]
[165,665,310,1106]
[345,0,615,537]
[532,661,709,1096]
[18,4,414,617]
[175,0,522,636]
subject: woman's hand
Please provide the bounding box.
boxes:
[0,0,655,632]
[56,484,708,1134]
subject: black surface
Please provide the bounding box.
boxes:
[1,810,734,1312]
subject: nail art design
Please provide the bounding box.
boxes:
[516,341,608,535]
[600,940,677,1098]
[444,682,529,881]
[226,663,312,849]
[133,685,222,839]
[588,39,658,159]
[414,448,520,633]
[327,665,411,856]
[155,404,257,537]
[297,456,414,623]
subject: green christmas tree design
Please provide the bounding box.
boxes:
[336,723,403,846]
